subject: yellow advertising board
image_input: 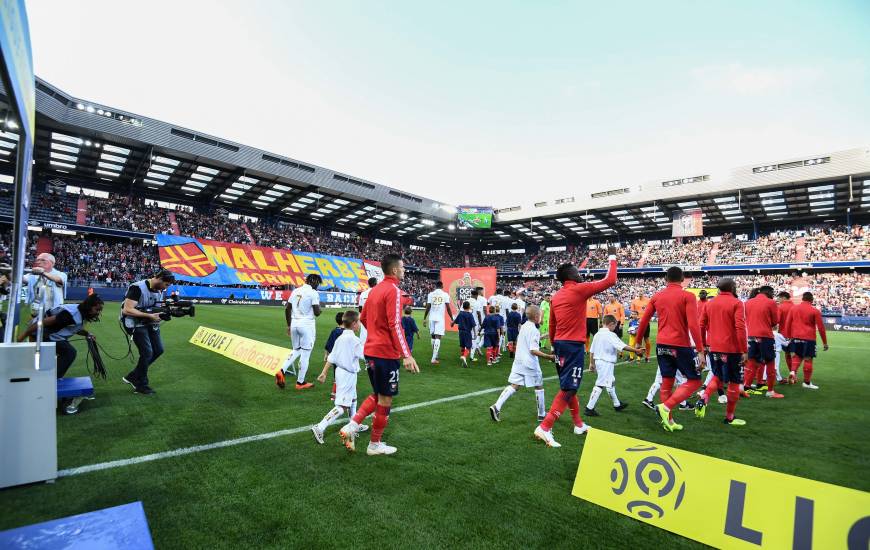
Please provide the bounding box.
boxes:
[189,326,292,376]
[572,429,870,549]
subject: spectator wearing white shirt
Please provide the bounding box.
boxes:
[25,253,68,315]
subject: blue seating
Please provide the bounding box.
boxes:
[0,501,154,549]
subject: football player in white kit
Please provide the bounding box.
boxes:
[357,277,378,348]
[489,305,553,422]
[469,288,487,361]
[423,281,454,364]
[277,273,322,390]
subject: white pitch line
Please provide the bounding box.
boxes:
[57,359,639,478]
[58,374,555,478]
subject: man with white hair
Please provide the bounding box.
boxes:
[25,252,68,316]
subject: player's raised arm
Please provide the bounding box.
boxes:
[584,247,618,295]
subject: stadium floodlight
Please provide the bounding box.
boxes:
[422,220,435,226]
[84,140,92,146]
[5,120,18,130]
[86,105,95,113]
[76,103,84,110]
[448,224,455,230]
[400,213,409,219]
[97,109,104,115]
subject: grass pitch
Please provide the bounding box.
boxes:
[1,304,868,549]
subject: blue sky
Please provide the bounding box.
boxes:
[27,0,870,206]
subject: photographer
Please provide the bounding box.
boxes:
[18,293,104,379]
[120,270,175,395]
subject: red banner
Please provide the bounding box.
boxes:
[440,267,497,332]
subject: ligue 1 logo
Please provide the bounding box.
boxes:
[610,444,686,521]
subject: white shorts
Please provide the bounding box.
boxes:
[291,324,315,351]
[334,368,358,408]
[653,366,687,385]
[593,360,616,387]
[428,316,446,336]
[508,366,543,388]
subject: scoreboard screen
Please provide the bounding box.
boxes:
[457,206,493,229]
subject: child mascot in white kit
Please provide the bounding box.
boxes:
[585,315,643,416]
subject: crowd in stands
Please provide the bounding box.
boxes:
[4,188,870,314]
[713,231,797,264]
[32,193,76,224]
[177,208,249,243]
[86,195,174,234]
[51,235,161,287]
[804,225,869,261]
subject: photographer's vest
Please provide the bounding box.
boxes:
[120,280,164,330]
[46,304,83,342]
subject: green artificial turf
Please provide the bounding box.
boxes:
[1,304,867,549]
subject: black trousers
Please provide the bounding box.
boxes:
[56,339,77,378]
[131,325,164,385]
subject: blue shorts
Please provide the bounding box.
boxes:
[507,328,519,342]
[748,337,775,362]
[710,352,743,384]
[789,339,817,359]
[553,340,586,392]
[484,333,499,348]
[366,356,400,396]
[656,345,701,380]
[459,331,473,350]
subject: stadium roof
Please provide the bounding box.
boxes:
[1,79,869,248]
[0,78,458,243]
[484,148,870,245]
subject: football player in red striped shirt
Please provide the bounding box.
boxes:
[534,247,617,448]
[783,292,828,389]
[776,291,795,380]
[636,266,705,432]
[696,278,748,426]
[339,254,420,456]
[745,285,784,398]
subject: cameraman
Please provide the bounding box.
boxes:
[120,270,175,395]
[18,293,104,378]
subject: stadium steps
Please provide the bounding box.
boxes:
[579,250,590,269]
[76,197,87,224]
[169,211,181,236]
[242,223,255,244]
[707,242,720,264]
[795,237,807,262]
[523,254,538,271]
